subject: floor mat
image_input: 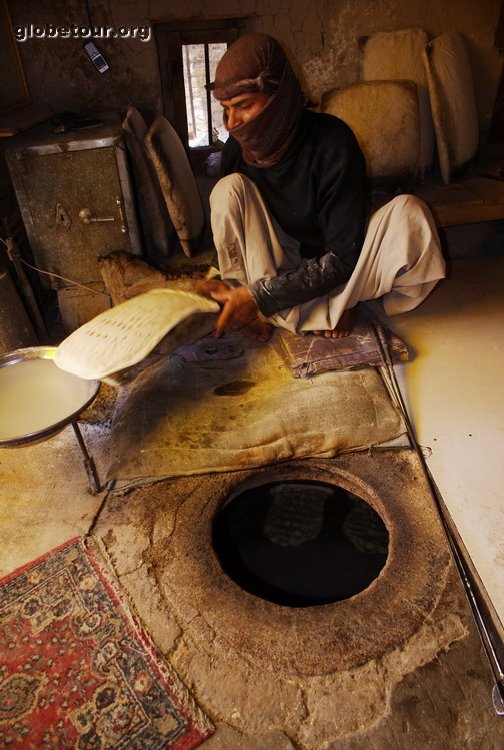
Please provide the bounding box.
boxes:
[275,307,409,378]
[0,537,214,749]
[105,332,406,486]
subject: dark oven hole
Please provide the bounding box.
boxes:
[212,479,389,607]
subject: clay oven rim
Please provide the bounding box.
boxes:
[159,455,451,676]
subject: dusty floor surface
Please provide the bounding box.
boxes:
[2,257,504,747]
[93,453,504,750]
[1,379,503,748]
[391,256,504,630]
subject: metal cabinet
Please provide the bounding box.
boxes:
[5,115,141,291]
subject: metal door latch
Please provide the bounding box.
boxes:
[78,207,115,224]
[78,195,127,233]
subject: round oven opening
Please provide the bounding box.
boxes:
[212,479,389,607]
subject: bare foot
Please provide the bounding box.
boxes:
[241,317,274,342]
[313,307,356,339]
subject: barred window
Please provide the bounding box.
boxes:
[155,20,244,152]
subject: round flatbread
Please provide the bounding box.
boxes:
[54,288,219,380]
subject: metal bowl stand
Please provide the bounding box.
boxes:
[71,421,101,494]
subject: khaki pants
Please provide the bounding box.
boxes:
[210,173,446,334]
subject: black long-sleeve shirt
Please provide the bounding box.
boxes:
[220,108,367,317]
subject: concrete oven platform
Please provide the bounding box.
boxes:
[1,422,503,747]
[93,451,503,749]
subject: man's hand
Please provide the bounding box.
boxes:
[196,278,272,341]
[209,285,260,338]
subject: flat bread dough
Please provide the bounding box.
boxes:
[54,288,219,380]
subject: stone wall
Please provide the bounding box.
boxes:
[252,0,502,133]
[7,0,503,131]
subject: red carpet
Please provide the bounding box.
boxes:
[0,537,214,749]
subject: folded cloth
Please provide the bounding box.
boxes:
[275,307,408,378]
[105,331,406,486]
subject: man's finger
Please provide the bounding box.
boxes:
[209,289,231,304]
[214,301,236,337]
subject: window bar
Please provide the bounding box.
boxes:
[184,45,196,142]
[204,43,213,145]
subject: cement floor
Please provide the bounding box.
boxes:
[91,451,503,749]
[1,257,504,747]
[391,255,504,636]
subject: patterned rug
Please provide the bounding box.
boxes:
[0,537,214,749]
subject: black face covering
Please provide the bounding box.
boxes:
[212,33,305,168]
